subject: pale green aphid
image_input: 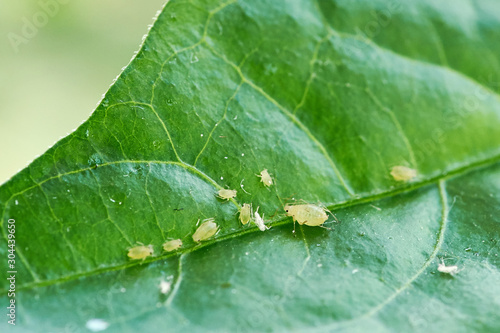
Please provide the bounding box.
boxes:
[253,207,269,231]
[217,189,237,200]
[257,169,273,187]
[192,218,219,242]
[127,244,154,260]
[284,203,330,231]
[162,239,183,252]
[390,165,417,181]
[239,203,252,225]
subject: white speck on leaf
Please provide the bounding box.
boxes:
[85,319,109,332]
[159,280,172,294]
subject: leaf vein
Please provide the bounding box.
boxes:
[332,180,450,329]
[204,42,355,196]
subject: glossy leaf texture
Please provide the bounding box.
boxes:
[1,0,500,332]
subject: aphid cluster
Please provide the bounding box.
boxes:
[126,167,339,261]
[238,203,270,231]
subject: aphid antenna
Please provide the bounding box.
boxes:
[440,256,460,262]
[282,193,298,203]
[269,206,284,218]
[285,198,315,206]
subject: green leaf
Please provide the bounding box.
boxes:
[2,0,500,331]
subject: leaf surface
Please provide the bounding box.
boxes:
[1,0,500,332]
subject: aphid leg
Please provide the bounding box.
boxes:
[329,212,340,224]
[321,205,340,224]
[319,225,333,231]
[292,220,297,236]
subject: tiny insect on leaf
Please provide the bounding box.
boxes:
[253,207,269,231]
[257,169,273,187]
[437,259,459,275]
[162,239,183,252]
[284,203,328,227]
[390,166,417,182]
[192,218,219,242]
[217,189,237,200]
[127,244,154,260]
[240,203,252,225]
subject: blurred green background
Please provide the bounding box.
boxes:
[0,0,165,184]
